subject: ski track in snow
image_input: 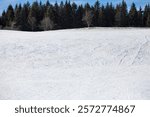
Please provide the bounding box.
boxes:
[0,28,150,100]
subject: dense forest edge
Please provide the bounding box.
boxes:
[0,0,150,31]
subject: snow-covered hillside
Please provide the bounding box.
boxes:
[0,28,150,100]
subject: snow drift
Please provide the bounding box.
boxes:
[0,28,150,100]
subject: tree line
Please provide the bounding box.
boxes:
[0,0,150,31]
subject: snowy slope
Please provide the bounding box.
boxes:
[0,28,150,100]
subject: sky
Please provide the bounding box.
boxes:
[0,0,150,14]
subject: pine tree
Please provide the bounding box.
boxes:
[59,1,65,28]
[0,0,150,30]
[115,4,122,26]
[28,1,39,31]
[146,13,150,27]
[6,5,14,27]
[0,16,2,28]
[121,0,128,26]
[129,3,138,27]
[14,4,22,29]
[1,11,7,28]
[93,0,100,26]
[76,5,84,28]
[64,1,73,28]
[115,0,128,27]
[137,7,143,27]
[84,3,91,11]
[53,2,60,29]
[143,4,150,26]
[99,5,105,26]
[104,3,115,26]
[72,2,77,28]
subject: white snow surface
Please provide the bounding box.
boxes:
[0,28,150,100]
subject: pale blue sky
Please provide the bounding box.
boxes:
[0,0,150,14]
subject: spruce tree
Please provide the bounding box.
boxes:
[1,11,7,28]
[129,3,138,27]
[72,2,77,28]
[93,0,100,26]
[99,5,105,26]
[59,1,65,28]
[64,1,73,28]
[115,0,128,27]
[121,0,128,26]
[6,5,14,27]
[143,4,150,26]
[137,7,143,27]
[104,3,115,26]
[28,1,39,31]
[146,13,150,27]
[76,5,84,28]
[115,4,121,26]
[0,16,2,28]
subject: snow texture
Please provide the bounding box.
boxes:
[0,28,150,100]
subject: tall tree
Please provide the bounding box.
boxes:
[1,11,7,28]
[104,3,115,26]
[93,0,100,26]
[64,1,73,28]
[28,1,40,31]
[0,16,2,28]
[6,5,14,26]
[41,17,54,30]
[146,13,150,27]
[83,10,93,28]
[137,7,143,27]
[76,5,84,28]
[72,2,78,28]
[115,0,128,27]
[115,4,122,26]
[129,3,138,26]
[99,5,105,26]
[143,4,150,26]
[121,0,128,26]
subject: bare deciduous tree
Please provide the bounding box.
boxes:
[11,21,16,30]
[83,10,93,28]
[28,16,36,31]
[41,17,54,30]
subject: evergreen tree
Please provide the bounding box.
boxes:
[137,7,143,27]
[64,1,73,28]
[146,13,150,27]
[93,0,100,26]
[72,2,78,28]
[143,4,150,26]
[84,3,91,11]
[0,16,2,28]
[28,1,39,31]
[76,5,84,28]
[129,3,138,26]
[59,1,65,28]
[115,4,122,26]
[53,2,60,29]
[0,0,149,30]
[104,3,115,26]
[115,0,128,27]
[6,5,14,26]
[121,0,128,26]
[99,5,105,26]
[1,11,7,28]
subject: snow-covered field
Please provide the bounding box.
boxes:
[0,28,150,100]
